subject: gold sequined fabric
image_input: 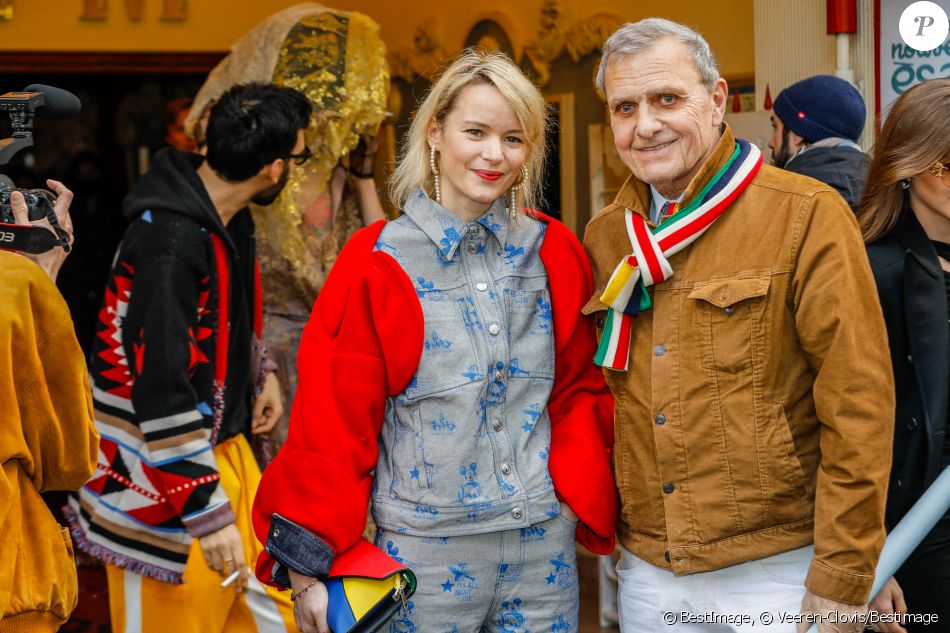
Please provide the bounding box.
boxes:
[189,4,389,311]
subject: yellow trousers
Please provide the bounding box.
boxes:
[106,434,294,633]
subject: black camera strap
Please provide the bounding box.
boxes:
[0,222,65,254]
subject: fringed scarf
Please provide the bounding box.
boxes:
[595,140,762,371]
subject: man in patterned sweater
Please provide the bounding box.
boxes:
[66,83,311,633]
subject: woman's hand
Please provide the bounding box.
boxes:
[289,568,330,633]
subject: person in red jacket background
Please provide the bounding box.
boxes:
[253,49,618,633]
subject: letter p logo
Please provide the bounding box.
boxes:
[915,14,936,36]
[900,2,949,52]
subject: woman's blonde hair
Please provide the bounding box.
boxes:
[857,78,950,242]
[389,49,548,216]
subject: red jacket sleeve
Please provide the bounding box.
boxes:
[538,214,618,554]
[253,222,423,585]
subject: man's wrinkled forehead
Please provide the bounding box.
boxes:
[603,43,705,102]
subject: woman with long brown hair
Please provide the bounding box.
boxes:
[858,77,950,632]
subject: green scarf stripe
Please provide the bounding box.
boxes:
[593,309,615,365]
[658,143,742,228]
[639,289,653,311]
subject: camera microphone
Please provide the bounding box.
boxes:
[22,84,81,118]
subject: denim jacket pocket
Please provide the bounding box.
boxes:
[498,273,554,380]
[688,275,771,374]
[402,294,482,401]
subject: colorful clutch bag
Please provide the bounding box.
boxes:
[325,538,417,633]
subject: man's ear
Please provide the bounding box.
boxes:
[710,77,728,127]
[260,158,284,184]
[787,130,808,152]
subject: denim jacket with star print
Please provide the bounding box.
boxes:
[370,191,560,535]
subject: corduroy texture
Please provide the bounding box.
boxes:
[773,75,866,142]
[584,125,894,605]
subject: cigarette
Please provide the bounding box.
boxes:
[220,570,241,588]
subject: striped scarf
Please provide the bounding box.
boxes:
[595,140,762,371]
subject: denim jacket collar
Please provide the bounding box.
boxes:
[403,189,509,261]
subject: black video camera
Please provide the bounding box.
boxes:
[0,85,81,254]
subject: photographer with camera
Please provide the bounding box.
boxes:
[0,177,99,631]
[3,179,75,280]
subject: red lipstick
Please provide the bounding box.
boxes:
[473,169,503,182]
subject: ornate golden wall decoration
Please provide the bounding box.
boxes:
[388,17,451,82]
[524,0,622,86]
[0,0,13,21]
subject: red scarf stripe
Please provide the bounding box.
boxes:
[609,311,633,369]
[656,161,760,251]
[629,212,665,283]
[211,234,230,385]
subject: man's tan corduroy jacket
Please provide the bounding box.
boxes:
[583,126,895,605]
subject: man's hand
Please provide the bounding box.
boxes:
[289,568,329,633]
[198,522,248,593]
[868,577,907,633]
[252,372,282,435]
[798,590,869,633]
[10,179,74,282]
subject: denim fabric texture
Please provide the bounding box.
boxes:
[371,192,560,536]
[376,513,579,632]
[266,513,336,584]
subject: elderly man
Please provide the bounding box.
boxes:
[584,18,894,633]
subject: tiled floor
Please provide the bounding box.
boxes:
[65,551,619,632]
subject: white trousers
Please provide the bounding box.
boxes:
[617,545,813,632]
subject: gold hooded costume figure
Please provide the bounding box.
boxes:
[188,3,390,447]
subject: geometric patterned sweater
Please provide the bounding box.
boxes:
[65,149,271,584]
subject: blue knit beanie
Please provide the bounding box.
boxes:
[773,75,866,143]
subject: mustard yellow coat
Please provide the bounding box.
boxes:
[0,251,98,632]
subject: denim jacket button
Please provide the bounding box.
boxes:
[511,507,523,519]
[493,419,503,432]
[501,463,512,475]
[488,323,501,335]
[476,281,488,291]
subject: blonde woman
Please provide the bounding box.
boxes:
[253,50,618,632]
